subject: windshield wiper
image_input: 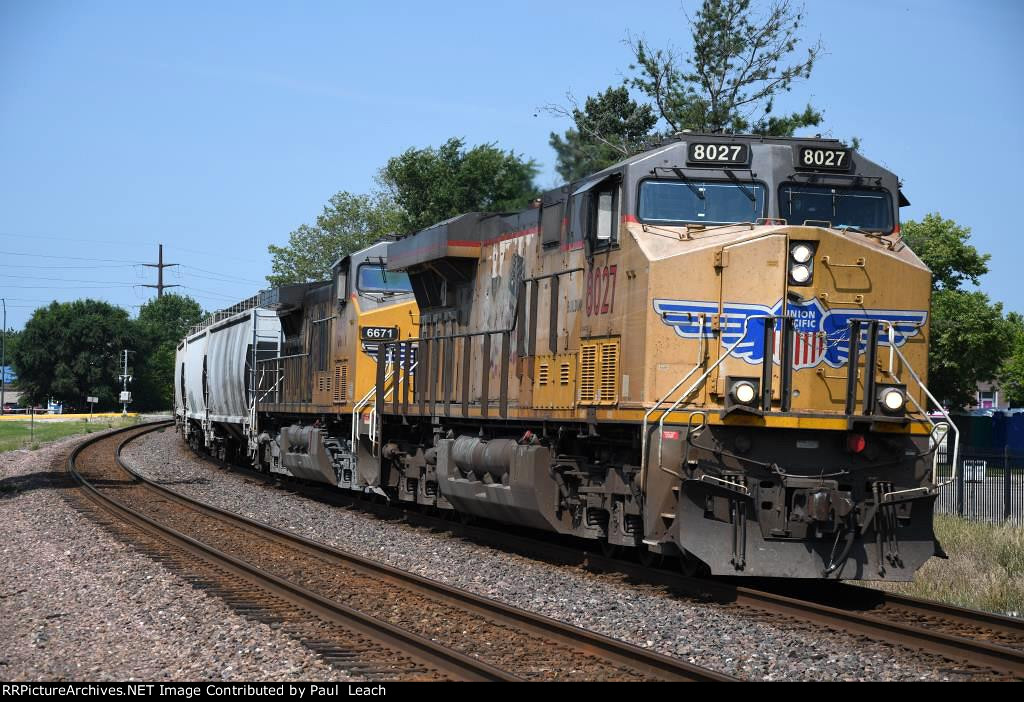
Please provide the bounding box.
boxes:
[723,169,756,202]
[670,168,705,200]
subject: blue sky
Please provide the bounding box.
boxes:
[1,0,1022,330]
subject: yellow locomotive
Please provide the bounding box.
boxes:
[183,133,956,581]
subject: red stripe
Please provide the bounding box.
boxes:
[623,214,639,223]
[480,225,539,247]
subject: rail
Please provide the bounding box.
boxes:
[73,424,736,682]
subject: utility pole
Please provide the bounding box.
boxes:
[119,349,134,415]
[142,244,181,298]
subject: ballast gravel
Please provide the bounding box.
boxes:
[0,433,352,682]
[120,426,977,682]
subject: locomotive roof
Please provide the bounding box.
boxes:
[387,131,906,272]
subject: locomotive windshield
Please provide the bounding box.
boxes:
[779,184,893,232]
[357,264,412,294]
[638,179,766,225]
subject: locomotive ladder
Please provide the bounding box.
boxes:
[351,359,416,459]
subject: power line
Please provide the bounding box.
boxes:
[179,285,249,300]
[0,249,140,263]
[0,231,270,265]
[0,284,139,289]
[0,263,139,270]
[0,274,144,283]
[178,266,266,286]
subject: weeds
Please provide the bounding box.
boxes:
[874,515,1024,616]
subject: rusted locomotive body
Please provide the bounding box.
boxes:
[367,134,955,580]
[179,134,957,581]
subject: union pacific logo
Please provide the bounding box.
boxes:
[653,297,927,370]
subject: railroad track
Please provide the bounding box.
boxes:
[170,430,1024,681]
[68,422,734,682]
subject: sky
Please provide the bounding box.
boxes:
[1,0,1022,330]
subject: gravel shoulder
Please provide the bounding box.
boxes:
[0,433,352,682]
[121,425,976,682]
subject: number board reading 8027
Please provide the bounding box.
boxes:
[796,146,852,171]
[686,142,750,166]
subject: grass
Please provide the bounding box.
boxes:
[873,515,1024,617]
[0,416,140,454]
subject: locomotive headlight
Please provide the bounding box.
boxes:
[791,244,813,263]
[733,382,756,404]
[732,380,757,405]
[790,264,811,284]
[788,240,816,286]
[876,384,907,415]
[725,377,761,414]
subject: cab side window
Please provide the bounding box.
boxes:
[590,183,619,249]
[540,200,564,248]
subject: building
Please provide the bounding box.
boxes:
[972,380,1010,411]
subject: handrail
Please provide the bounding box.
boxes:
[640,313,707,488]
[857,319,958,500]
[638,314,956,508]
[639,314,774,497]
[351,359,417,459]
[883,338,959,499]
[369,361,417,452]
[351,368,390,454]
[255,352,309,363]
[656,314,775,469]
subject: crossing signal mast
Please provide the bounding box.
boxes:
[119,349,134,415]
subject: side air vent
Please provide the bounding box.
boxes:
[578,338,620,406]
[579,344,597,404]
[333,362,348,404]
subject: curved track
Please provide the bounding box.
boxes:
[68,422,735,682]
[174,430,1024,680]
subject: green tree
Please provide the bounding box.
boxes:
[11,299,134,409]
[267,191,402,286]
[548,87,658,182]
[1000,313,1024,408]
[902,213,1012,409]
[900,213,990,291]
[549,0,823,180]
[2,327,19,374]
[628,0,822,134]
[928,290,1014,410]
[378,137,539,232]
[132,294,204,410]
